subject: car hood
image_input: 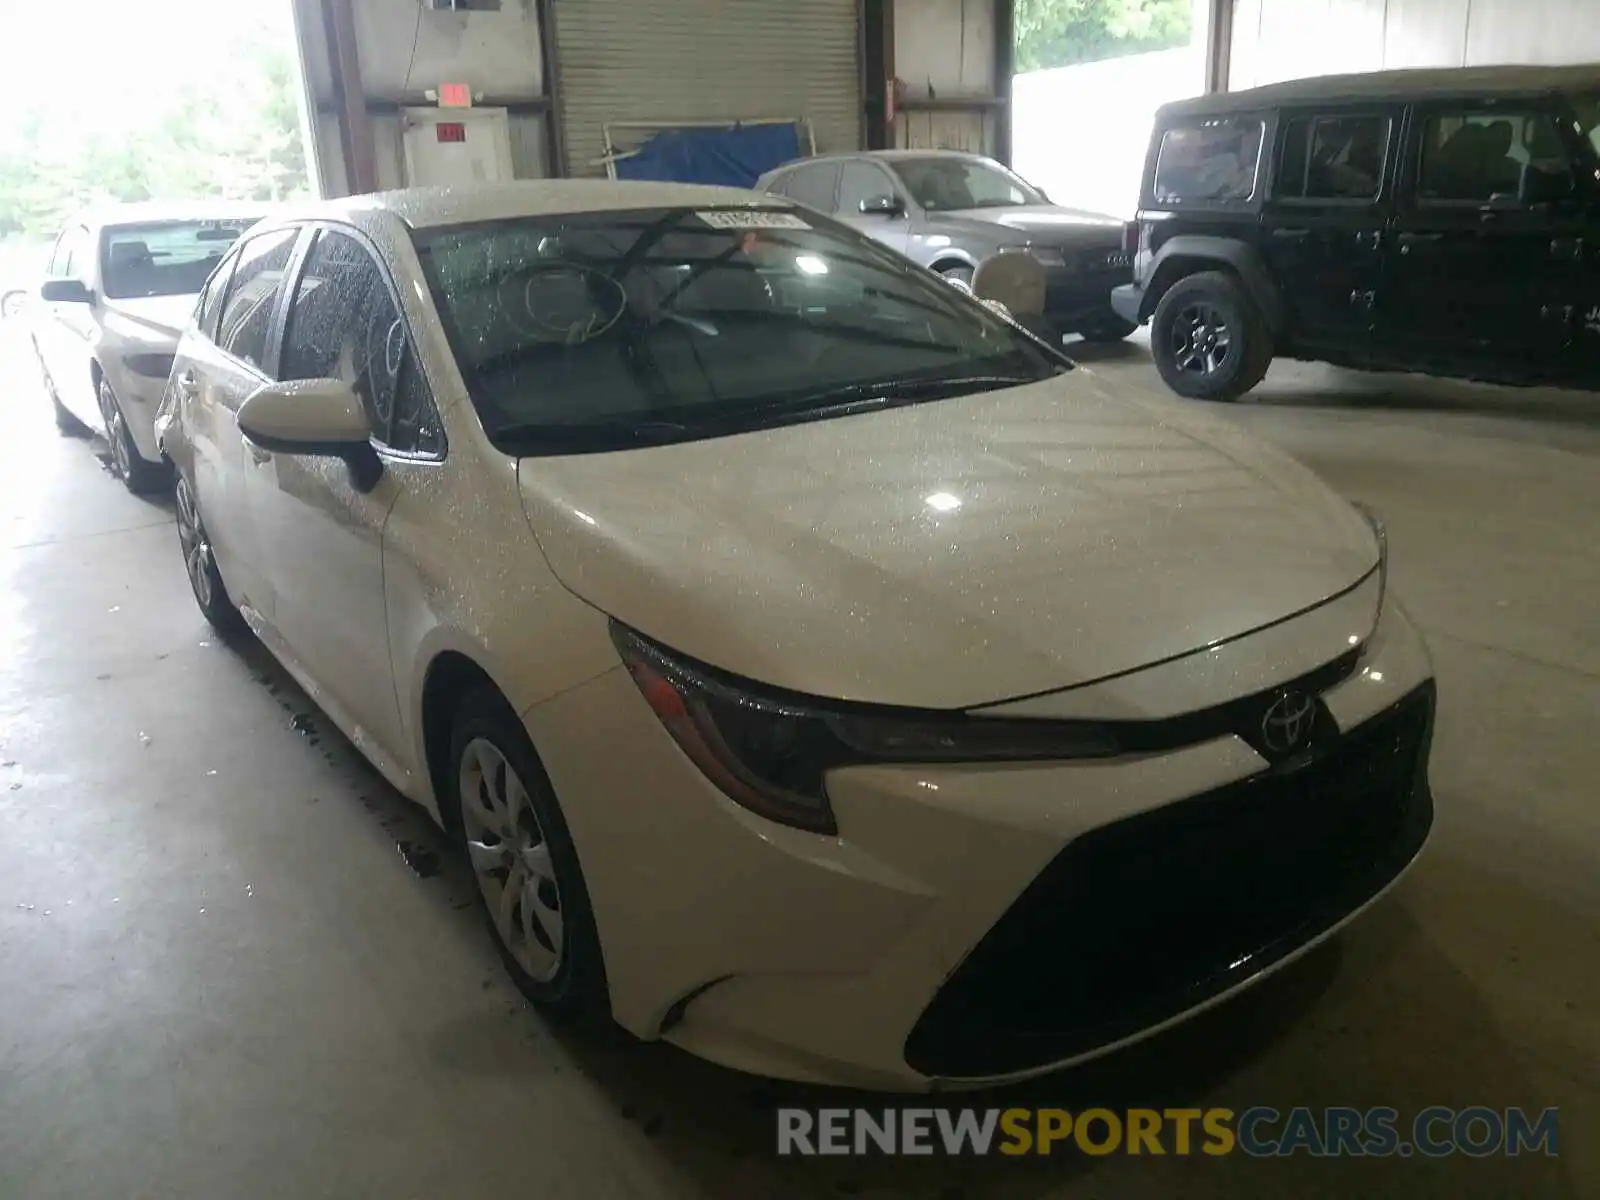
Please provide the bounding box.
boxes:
[516,373,1379,710]
[102,294,196,342]
[938,204,1124,244]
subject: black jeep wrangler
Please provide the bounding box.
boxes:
[1111,65,1600,401]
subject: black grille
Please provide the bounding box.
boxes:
[904,682,1435,1079]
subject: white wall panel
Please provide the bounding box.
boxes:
[895,0,997,98]
[1230,0,1600,90]
[353,0,545,101]
[1464,0,1600,65]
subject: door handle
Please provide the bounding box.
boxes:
[1397,232,1444,255]
[1550,236,1585,261]
[1270,227,1310,240]
[175,370,198,399]
[1354,230,1383,251]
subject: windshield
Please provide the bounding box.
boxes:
[101,219,257,300]
[890,157,1046,211]
[413,207,1064,454]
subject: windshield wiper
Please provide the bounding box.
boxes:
[494,419,692,451]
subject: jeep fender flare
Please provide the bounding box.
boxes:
[1140,236,1287,335]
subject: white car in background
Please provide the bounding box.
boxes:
[157,182,1436,1091]
[33,203,263,491]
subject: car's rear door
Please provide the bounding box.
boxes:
[1260,105,1399,352]
[1379,97,1588,370]
[192,225,306,621]
[39,225,98,424]
[254,224,445,764]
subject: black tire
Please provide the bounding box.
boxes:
[1150,270,1273,401]
[448,687,607,1016]
[175,473,245,635]
[937,264,975,288]
[1078,316,1138,343]
[98,377,168,494]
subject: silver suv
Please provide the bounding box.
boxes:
[757,149,1134,342]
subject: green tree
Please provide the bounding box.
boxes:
[1015,0,1194,72]
[0,13,309,241]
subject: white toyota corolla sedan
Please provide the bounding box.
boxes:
[155,182,1435,1091]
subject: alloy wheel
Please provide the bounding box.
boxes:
[1170,302,1233,377]
[459,737,565,982]
[98,386,131,478]
[174,477,213,611]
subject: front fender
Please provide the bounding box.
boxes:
[1142,235,1286,333]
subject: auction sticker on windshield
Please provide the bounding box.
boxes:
[697,210,809,229]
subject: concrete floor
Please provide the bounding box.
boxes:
[0,325,1595,1199]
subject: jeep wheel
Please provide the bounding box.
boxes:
[1151,271,1273,401]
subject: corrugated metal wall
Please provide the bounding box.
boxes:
[552,0,863,176]
[1230,0,1600,90]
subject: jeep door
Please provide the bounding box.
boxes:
[1379,98,1589,372]
[1260,107,1398,351]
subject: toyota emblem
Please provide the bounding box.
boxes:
[1260,690,1317,757]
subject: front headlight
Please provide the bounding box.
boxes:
[612,623,1121,835]
[1351,501,1389,613]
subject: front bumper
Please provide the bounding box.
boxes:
[1110,282,1145,325]
[524,599,1434,1091]
[1042,261,1133,333]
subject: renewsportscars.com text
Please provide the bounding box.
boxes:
[776,1106,1559,1158]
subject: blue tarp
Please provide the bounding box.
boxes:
[613,123,805,188]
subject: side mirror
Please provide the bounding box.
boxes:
[237,379,383,492]
[859,194,905,217]
[40,279,93,304]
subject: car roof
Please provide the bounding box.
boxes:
[1160,63,1600,119]
[265,180,794,234]
[75,199,273,231]
[769,149,996,171]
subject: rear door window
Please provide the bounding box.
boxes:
[196,251,239,341]
[217,228,300,374]
[784,162,842,211]
[1276,113,1391,201]
[1414,107,1575,206]
[1153,118,1266,205]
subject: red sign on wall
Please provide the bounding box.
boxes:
[439,82,473,108]
[436,122,467,143]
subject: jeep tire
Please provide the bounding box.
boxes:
[1151,270,1273,402]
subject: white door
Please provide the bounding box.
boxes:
[205,226,305,620]
[402,108,515,187]
[39,225,99,425]
[254,226,445,764]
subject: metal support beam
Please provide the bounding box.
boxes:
[534,0,568,176]
[1204,0,1234,94]
[322,0,378,195]
[993,0,1016,165]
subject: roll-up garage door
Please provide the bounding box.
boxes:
[552,0,861,177]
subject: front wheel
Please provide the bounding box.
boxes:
[449,689,608,1015]
[1150,270,1273,401]
[175,474,245,634]
[98,378,167,493]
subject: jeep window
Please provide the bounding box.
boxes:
[1569,91,1600,155]
[1153,119,1265,205]
[1416,109,1574,206]
[1277,114,1390,201]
